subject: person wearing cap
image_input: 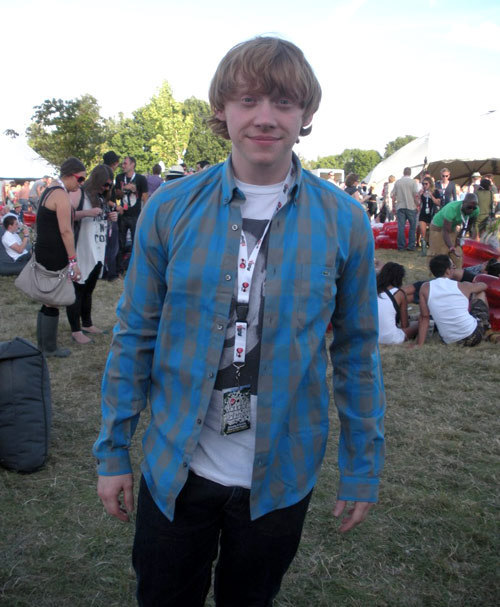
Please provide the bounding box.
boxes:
[115,156,148,275]
[4,201,23,223]
[468,171,481,194]
[428,193,479,268]
[165,164,185,181]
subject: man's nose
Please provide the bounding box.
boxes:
[252,99,277,127]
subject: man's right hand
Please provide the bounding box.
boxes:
[97,473,134,522]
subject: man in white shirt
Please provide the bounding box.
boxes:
[2,215,30,262]
[392,167,419,250]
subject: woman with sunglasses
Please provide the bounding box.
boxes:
[418,177,440,248]
[67,164,117,344]
[35,157,86,357]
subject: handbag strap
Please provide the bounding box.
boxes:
[383,288,401,325]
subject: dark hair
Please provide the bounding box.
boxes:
[376,262,405,294]
[82,165,114,208]
[60,157,85,177]
[429,255,452,277]
[479,177,491,190]
[3,215,17,229]
[197,160,210,169]
[345,173,359,188]
[486,258,500,277]
[125,156,136,168]
[152,164,162,175]
[103,151,120,166]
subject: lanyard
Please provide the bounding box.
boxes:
[232,165,295,373]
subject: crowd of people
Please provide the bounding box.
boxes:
[0,154,212,355]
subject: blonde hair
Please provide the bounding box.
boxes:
[208,36,322,140]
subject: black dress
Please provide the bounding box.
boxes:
[35,186,69,271]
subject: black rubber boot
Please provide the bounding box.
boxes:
[38,311,71,357]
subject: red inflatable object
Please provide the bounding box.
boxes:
[372,225,383,238]
[473,274,500,307]
[462,239,500,261]
[462,254,483,269]
[489,307,500,331]
[375,234,397,249]
[23,212,36,228]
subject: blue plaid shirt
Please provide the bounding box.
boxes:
[93,155,385,521]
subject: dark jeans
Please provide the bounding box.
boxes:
[66,262,102,331]
[118,214,138,274]
[104,222,119,279]
[133,473,312,607]
[396,207,417,250]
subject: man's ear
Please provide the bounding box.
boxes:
[215,108,226,122]
[302,114,313,128]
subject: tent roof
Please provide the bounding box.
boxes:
[0,135,55,180]
[365,110,500,193]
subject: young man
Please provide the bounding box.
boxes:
[115,156,148,275]
[428,193,479,269]
[417,255,489,347]
[391,167,419,251]
[94,37,385,606]
[2,215,30,262]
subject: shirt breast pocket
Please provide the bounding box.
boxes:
[295,264,336,329]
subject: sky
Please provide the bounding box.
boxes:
[2,0,500,162]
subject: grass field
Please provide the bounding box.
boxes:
[0,249,498,606]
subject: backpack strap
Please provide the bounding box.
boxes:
[383,288,401,325]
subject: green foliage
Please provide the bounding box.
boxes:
[26,95,108,169]
[384,134,417,158]
[182,98,232,167]
[312,149,382,178]
[107,83,193,174]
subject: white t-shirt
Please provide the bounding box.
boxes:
[2,230,27,261]
[75,194,107,283]
[377,288,405,345]
[190,179,285,488]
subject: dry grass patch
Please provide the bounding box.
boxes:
[0,249,498,606]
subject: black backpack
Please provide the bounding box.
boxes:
[0,338,52,472]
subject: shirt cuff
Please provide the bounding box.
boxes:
[95,450,133,476]
[338,475,380,503]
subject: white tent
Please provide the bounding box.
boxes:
[365,110,500,194]
[0,135,55,180]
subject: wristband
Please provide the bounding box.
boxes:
[68,255,77,262]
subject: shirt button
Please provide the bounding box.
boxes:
[217,324,224,331]
[208,371,214,378]
[231,224,239,231]
[182,462,188,468]
[197,418,202,424]
[225,274,232,281]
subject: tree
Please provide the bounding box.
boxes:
[311,149,382,178]
[106,83,193,173]
[26,95,108,168]
[384,135,417,159]
[182,97,232,167]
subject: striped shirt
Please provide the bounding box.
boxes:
[93,155,386,521]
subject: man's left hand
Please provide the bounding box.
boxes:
[333,499,373,533]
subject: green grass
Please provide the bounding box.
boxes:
[0,250,498,606]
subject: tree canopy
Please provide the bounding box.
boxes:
[27,95,108,168]
[384,135,417,158]
[182,97,231,167]
[312,148,382,179]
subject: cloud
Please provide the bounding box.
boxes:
[445,21,500,53]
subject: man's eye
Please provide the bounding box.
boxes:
[277,98,292,106]
[241,97,256,104]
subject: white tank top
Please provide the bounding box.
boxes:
[427,277,476,343]
[377,288,406,345]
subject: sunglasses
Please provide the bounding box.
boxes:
[73,174,86,183]
[103,182,113,189]
[441,174,450,178]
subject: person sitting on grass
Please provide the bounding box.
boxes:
[2,215,30,264]
[417,255,489,347]
[377,262,419,344]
